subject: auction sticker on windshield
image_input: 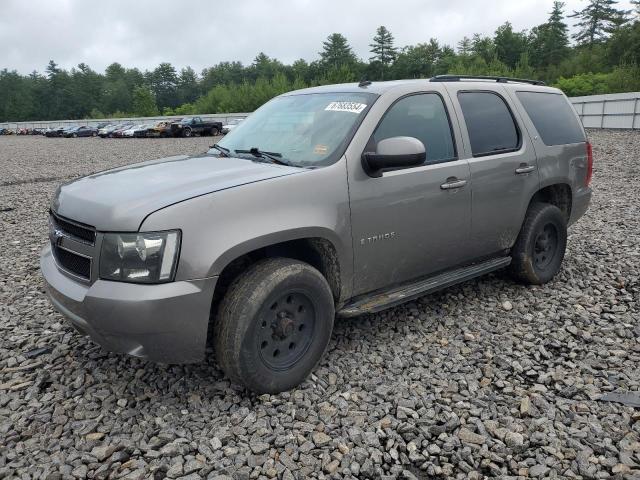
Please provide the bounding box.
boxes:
[324,102,367,114]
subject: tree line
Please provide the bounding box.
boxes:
[1,0,639,122]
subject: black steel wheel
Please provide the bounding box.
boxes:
[257,291,316,371]
[509,202,567,284]
[215,258,334,393]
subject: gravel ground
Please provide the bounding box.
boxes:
[1,131,639,480]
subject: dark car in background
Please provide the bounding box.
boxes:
[45,126,70,137]
[63,126,98,138]
[170,117,222,137]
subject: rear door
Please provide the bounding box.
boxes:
[444,84,540,259]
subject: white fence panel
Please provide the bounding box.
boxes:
[570,92,640,130]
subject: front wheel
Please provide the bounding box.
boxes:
[215,258,335,393]
[509,202,567,285]
[210,127,219,136]
[182,128,192,137]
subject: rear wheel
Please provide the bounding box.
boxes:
[509,202,567,285]
[215,258,334,393]
[210,127,220,136]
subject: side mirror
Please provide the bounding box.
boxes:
[362,136,426,177]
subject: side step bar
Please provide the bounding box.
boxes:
[338,256,511,317]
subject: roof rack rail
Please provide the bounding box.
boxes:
[429,75,546,86]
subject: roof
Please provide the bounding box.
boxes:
[284,77,560,97]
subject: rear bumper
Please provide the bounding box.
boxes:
[569,187,592,226]
[41,244,217,363]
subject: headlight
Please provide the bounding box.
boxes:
[99,230,181,283]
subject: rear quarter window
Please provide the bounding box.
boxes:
[516,91,585,146]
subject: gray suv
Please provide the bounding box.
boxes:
[41,75,593,393]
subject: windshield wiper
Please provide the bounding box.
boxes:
[209,144,230,157]
[235,147,294,166]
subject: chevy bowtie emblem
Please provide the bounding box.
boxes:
[50,228,65,246]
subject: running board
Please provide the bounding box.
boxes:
[338,256,511,317]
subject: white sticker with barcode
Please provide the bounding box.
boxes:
[324,101,367,114]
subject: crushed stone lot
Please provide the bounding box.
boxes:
[1,131,639,479]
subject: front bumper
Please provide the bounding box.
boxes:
[41,244,217,363]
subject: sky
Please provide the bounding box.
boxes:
[0,0,635,75]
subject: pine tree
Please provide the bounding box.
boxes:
[569,0,630,46]
[369,26,397,79]
[530,2,570,67]
[319,33,357,69]
[457,37,472,56]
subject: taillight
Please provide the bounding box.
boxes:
[585,141,593,187]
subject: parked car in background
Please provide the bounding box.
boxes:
[98,124,127,138]
[170,117,222,137]
[111,123,135,138]
[123,124,152,138]
[45,126,68,137]
[222,118,244,134]
[0,128,13,135]
[64,126,98,138]
[147,121,176,138]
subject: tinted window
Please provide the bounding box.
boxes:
[373,93,455,163]
[516,91,585,146]
[458,92,519,156]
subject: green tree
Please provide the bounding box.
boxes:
[530,2,570,69]
[369,26,397,79]
[569,0,630,47]
[494,22,530,69]
[148,62,179,110]
[131,86,159,116]
[393,39,442,78]
[319,33,358,69]
[177,66,200,104]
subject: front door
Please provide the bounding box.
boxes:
[347,91,472,296]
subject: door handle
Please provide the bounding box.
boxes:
[515,165,536,174]
[440,179,467,190]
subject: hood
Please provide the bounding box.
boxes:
[52,154,303,231]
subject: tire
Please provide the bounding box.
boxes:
[215,258,335,393]
[210,127,220,136]
[92,132,97,137]
[72,133,77,138]
[183,127,192,137]
[508,202,567,285]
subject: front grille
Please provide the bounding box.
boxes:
[52,245,91,280]
[51,213,96,245]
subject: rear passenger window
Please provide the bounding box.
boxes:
[373,93,456,164]
[458,92,520,156]
[516,91,585,146]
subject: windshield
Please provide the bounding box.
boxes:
[215,92,377,167]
